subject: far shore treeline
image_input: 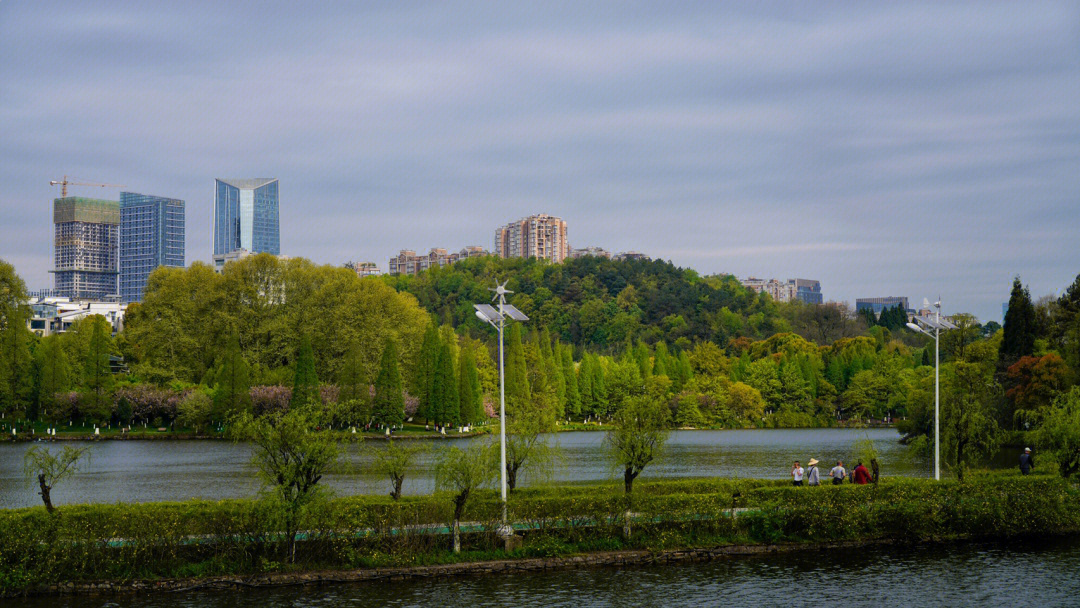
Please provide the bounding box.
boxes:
[1,256,1079,462]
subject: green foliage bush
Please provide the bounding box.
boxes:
[2,473,1076,595]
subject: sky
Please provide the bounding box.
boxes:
[2,1,1078,322]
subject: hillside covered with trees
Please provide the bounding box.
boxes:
[3,255,1080,473]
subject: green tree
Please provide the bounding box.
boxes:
[337,343,367,404]
[231,406,340,563]
[414,323,440,421]
[458,346,482,424]
[942,362,1002,482]
[33,335,69,416]
[212,331,252,420]
[436,444,495,553]
[605,396,670,537]
[560,345,580,417]
[81,316,114,421]
[504,403,556,492]
[431,341,460,425]
[1000,277,1037,369]
[1035,387,1080,477]
[177,391,213,434]
[291,334,319,408]
[504,323,531,417]
[605,396,670,496]
[22,445,88,513]
[373,338,405,428]
[0,259,32,417]
[372,439,427,500]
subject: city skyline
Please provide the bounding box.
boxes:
[2,3,1079,321]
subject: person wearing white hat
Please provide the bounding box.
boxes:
[1020,447,1034,475]
[806,458,820,486]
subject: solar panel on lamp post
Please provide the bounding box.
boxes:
[906,299,953,481]
[474,281,528,533]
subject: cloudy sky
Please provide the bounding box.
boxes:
[2,1,1078,321]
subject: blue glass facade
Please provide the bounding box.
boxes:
[119,192,185,303]
[214,178,279,257]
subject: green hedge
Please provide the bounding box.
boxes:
[2,473,1077,595]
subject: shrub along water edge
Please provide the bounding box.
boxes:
[1,472,1077,596]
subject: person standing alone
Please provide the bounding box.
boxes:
[1020,448,1034,475]
[792,461,805,486]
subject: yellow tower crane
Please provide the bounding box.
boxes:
[49,175,125,198]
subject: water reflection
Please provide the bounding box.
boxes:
[5,536,1078,608]
[0,428,927,509]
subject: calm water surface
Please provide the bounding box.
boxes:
[5,536,1078,607]
[0,429,930,509]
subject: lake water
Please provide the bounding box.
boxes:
[5,535,1078,607]
[1,428,935,509]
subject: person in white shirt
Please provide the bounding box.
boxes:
[829,460,847,485]
[791,461,805,486]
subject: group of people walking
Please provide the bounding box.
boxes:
[791,458,873,486]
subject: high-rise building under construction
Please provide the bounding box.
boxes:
[52,197,120,299]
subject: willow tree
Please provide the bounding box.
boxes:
[231,407,340,563]
[436,444,495,553]
[605,396,670,538]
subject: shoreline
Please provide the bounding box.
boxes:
[0,423,898,443]
[21,534,1069,598]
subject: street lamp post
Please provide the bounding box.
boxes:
[906,299,956,481]
[474,281,528,527]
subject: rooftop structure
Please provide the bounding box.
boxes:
[345,261,382,277]
[27,296,126,337]
[52,197,120,299]
[742,277,823,304]
[388,246,489,276]
[570,246,612,259]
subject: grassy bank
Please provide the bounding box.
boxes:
[2,471,1077,596]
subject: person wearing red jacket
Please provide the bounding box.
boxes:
[853,461,871,485]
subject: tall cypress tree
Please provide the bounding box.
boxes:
[561,345,580,417]
[33,336,69,416]
[373,338,404,428]
[83,316,114,417]
[432,341,459,425]
[653,342,671,378]
[415,324,440,422]
[291,334,318,408]
[1000,277,1037,367]
[337,343,365,404]
[458,346,481,424]
[578,354,595,416]
[213,330,252,420]
[505,323,531,417]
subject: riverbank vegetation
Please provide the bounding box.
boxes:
[3,257,1080,471]
[2,471,1077,596]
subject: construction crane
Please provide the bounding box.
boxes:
[49,175,125,198]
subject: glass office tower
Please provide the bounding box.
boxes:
[213,178,279,265]
[119,192,185,303]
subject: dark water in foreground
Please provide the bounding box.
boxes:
[1,429,931,508]
[7,536,1079,607]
